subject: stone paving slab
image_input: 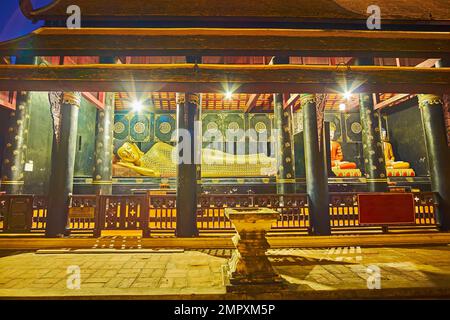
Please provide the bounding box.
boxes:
[0,245,449,299]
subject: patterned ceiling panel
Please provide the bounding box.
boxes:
[112,54,419,112]
[115,91,408,112]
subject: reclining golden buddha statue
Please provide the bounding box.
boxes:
[114,141,277,178]
[381,129,415,176]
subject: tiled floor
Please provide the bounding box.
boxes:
[0,245,449,298]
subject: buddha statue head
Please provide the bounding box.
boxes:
[117,142,144,166]
[330,123,337,141]
[381,128,388,142]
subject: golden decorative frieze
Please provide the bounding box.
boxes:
[299,93,316,106]
[176,93,185,105]
[63,92,82,107]
[187,93,200,105]
[418,94,443,108]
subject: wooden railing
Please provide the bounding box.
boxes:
[69,195,97,232]
[0,194,7,230]
[94,195,149,237]
[329,193,359,228]
[147,194,310,232]
[413,192,437,225]
[0,192,439,235]
[329,192,437,228]
[32,195,47,231]
[198,194,309,231]
[148,194,177,231]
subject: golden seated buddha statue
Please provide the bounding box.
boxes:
[331,141,357,170]
[114,142,277,178]
[381,129,415,177]
[329,128,361,177]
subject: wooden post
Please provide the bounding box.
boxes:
[273,56,296,194]
[418,91,450,231]
[45,92,80,237]
[301,94,331,235]
[0,56,35,194]
[93,57,116,195]
[356,58,388,192]
[175,91,200,237]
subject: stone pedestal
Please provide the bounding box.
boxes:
[224,207,285,292]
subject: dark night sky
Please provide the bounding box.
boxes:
[0,0,53,42]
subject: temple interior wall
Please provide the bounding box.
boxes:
[2,92,98,195]
[23,92,53,195]
[0,94,435,195]
[294,111,364,178]
[112,110,275,159]
[382,98,429,177]
[73,98,97,177]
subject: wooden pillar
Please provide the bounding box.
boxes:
[356,58,388,192]
[436,58,450,147]
[93,57,116,195]
[301,94,331,235]
[175,92,200,237]
[0,56,35,194]
[273,56,295,194]
[45,92,80,237]
[417,58,450,230]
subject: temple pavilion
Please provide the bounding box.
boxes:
[0,0,449,238]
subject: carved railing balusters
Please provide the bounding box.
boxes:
[0,192,438,234]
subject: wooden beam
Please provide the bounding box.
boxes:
[282,57,354,110]
[19,0,449,24]
[244,94,260,112]
[414,58,442,68]
[374,58,441,110]
[283,94,300,109]
[1,28,450,58]
[0,64,449,94]
[63,56,105,110]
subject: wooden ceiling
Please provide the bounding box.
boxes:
[112,56,425,112]
[114,92,274,112]
[114,92,402,112]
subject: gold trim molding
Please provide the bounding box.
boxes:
[418,94,443,108]
[63,92,82,107]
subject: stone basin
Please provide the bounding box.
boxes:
[224,207,284,291]
[225,207,279,234]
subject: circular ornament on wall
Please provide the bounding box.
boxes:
[255,122,267,133]
[159,121,172,134]
[351,122,362,134]
[228,121,240,132]
[114,122,125,134]
[133,122,146,134]
[206,122,219,132]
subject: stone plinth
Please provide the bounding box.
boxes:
[225,207,284,292]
